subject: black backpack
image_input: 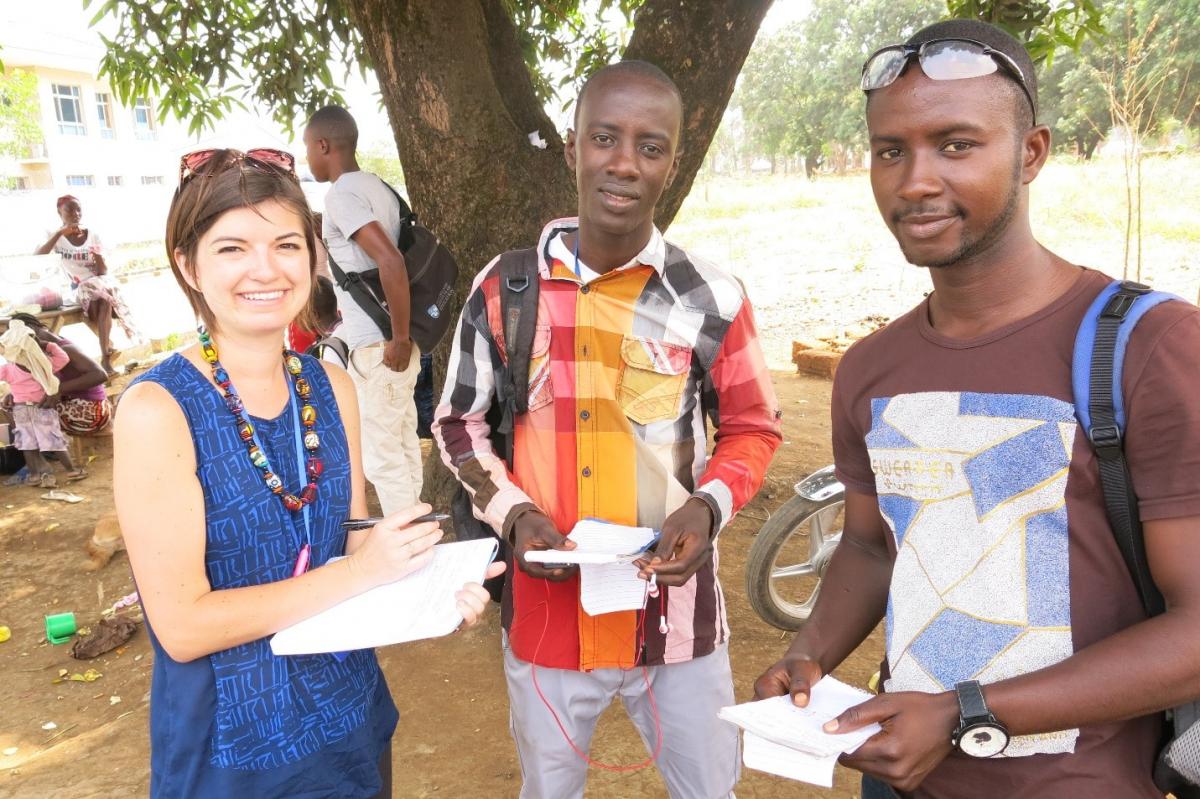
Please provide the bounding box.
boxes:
[326,180,458,354]
[1073,280,1199,798]
[305,334,349,369]
[450,248,540,602]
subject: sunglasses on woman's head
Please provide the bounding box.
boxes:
[861,38,1036,121]
[177,148,297,185]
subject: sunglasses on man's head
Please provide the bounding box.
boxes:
[177,148,297,185]
[861,38,1036,121]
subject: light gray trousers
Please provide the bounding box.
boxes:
[502,636,740,799]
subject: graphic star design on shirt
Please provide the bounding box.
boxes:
[868,391,1079,757]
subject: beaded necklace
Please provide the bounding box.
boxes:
[198,326,323,576]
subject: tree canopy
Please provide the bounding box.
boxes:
[734,0,1194,173]
[0,67,42,162]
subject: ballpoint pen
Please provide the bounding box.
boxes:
[341,513,450,531]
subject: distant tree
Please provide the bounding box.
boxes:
[736,0,1112,175]
[1037,42,1111,159]
[0,68,43,160]
[738,0,943,176]
[356,143,405,189]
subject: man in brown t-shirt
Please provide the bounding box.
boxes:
[754,18,1200,799]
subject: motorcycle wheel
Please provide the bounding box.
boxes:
[745,493,844,631]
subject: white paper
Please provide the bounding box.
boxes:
[270,538,498,655]
[521,520,657,616]
[718,676,881,759]
[742,731,840,787]
[523,519,658,565]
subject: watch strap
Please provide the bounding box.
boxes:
[955,680,989,723]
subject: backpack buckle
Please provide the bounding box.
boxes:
[1088,424,1123,460]
[506,276,530,293]
[1102,283,1151,319]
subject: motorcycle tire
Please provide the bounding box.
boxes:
[745,493,844,631]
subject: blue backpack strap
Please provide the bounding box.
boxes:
[1072,280,1181,618]
[1073,281,1183,435]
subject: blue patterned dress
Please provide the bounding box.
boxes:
[131,353,398,798]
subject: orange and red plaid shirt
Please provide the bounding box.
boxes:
[434,219,781,671]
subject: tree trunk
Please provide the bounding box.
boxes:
[345,0,577,506]
[343,0,772,506]
[625,0,775,230]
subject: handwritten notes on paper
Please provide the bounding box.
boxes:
[522,520,658,616]
[270,538,498,655]
[718,676,882,787]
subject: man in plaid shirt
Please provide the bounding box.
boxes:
[433,60,781,798]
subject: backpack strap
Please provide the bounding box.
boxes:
[326,249,394,339]
[492,248,540,467]
[1072,280,1180,617]
[306,336,349,369]
[379,181,417,252]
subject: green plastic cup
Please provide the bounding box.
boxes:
[45,612,76,645]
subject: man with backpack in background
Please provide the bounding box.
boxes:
[754,19,1200,799]
[433,61,781,797]
[304,105,423,512]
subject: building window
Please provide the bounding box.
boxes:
[96,93,115,139]
[12,178,29,191]
[52,84,86,136]
[132,97,157,140]
[66,174,95,187]
[107,176,123,187]
[140,175,164,185]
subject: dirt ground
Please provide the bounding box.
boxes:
[0,370,884,799]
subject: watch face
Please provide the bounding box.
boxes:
[958,723,1009,757]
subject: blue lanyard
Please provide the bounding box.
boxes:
[572,232,583,280]
[245,367,312,559]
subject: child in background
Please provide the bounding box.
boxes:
[0,320,86,487]
[304,276,349,368]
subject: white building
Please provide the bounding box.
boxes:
[0,23,191,192]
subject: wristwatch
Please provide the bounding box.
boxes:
[951,680,1009,757]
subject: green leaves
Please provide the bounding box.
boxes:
[86,0,360,134]
[504,0,641,108]
[944,0,1107,63]
[736,0,944,167]
[0,67,43,159]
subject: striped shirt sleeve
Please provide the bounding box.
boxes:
[693,300,783,531]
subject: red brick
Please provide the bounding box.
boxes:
[793,348,842,379]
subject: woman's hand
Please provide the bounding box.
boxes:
[346,503,444,590]
[90,250,108,275]
[456,561,506,627]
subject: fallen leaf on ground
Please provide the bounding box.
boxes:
[44,523,61,533]
[51,668,102,684]
[0,626,10,643]
[41,722,56,731]
[109,695,121,705]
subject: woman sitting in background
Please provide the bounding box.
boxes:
[113,148,501,798]
[36,195,140,374]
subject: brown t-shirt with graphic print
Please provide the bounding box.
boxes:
[832,267,1200,799]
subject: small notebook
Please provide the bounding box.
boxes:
[719,677,880,757]
[523,520,658,616]
[270,538,498,655]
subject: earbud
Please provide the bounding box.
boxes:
[658,616,671,635]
